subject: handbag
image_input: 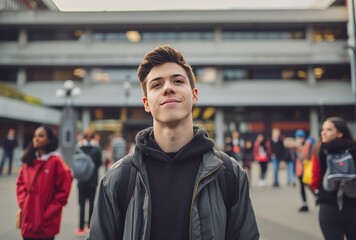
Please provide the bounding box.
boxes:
[16,209,21,229]
[302,159,313,185]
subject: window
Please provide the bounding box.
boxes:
[195,67,218,83]
[313,26,347,42]
[222,67,307,81]
[222,29,305,40]
[90,68,139,84]
[314,65,350,81]
[223,69,249,81]
[0,29,18,42]
[28,29,84,41]
[141,31,214,41]
[0,68,17,83]
[27,67,84,81]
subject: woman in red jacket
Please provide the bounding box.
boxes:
[254,134,269,187]
[16,125,73,240]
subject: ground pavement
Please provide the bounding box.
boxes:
[0,162,323,240]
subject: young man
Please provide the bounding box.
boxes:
[76,128,102,236]
[269,128,285,187]
[89,45,259,240]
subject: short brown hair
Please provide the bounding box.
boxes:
[137,45,196,96]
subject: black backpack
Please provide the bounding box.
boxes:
[117,150,238,221]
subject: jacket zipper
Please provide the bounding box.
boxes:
[188,162,223,240]
[138,172,150,240]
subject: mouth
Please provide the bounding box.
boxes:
[161,99,180,105]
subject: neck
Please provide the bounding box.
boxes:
[153,120,195,153]
[37,148,46,157]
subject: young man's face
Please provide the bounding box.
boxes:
[142,62,198,126]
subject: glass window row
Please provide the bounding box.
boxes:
[0,26,347,42]
[0,65,350,83]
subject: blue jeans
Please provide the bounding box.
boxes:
[0,151,13,175]
[286,161,295,184]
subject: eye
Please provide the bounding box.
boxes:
[151,82,162,89]
[174,78,184,84]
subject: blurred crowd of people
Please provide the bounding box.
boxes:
[224,127,317,212]
[223,118,356,239]
[2,115,356,239]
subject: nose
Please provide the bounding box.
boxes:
[163,81,175,96]
[320,130,325,137]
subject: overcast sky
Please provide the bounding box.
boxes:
[52,0,335,12]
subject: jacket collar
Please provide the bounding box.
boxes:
[131,146,223,177]
[35,151,59,161]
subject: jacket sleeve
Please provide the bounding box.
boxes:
[16,167,27,209]
[93,147,103,168]
[89,173,123,240]
[226,165,260,240]
[44,159,73,221]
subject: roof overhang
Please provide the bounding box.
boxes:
[53,0,337,12]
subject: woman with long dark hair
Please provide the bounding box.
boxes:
[254,134,269,187]
[317,117,356,240]
[16,125,73,240]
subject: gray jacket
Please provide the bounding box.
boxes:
[89,147,259,240]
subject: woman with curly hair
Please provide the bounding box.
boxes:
[316,117,356,240]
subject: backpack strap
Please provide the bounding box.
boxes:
[215,150,238,217]
[117,153,137,222]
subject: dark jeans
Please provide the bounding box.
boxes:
[0,151,13,175]
[78,185,96,229]
[298,176,315,203]
[319,204,356,240]
[259,162,268,180]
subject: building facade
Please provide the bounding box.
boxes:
[0,0,353,148]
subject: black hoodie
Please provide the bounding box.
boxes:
[135,126,214,240]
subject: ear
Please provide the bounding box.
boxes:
[142,96,151,113]
[192,88,198,105]
[337,131,343,138]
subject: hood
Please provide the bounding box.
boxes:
[135,126,215,163]
[322,138,356,153]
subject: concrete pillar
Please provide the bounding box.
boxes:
[14,123,24,166]
[347,0,356,94]
[18,28,27,48]
[84,28,92,45]
[305,26,314,43]
[309,107,319,139]
[83,67,91,86]
[81,107,91,131]
[307,65,316,86]
[16,67,26,86]
[215,27,222,42]
[214,108,224,150]
[16,123,24,150]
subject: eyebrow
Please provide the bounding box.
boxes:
[149,74,187,83]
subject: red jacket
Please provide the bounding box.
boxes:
[16,153,73,238]
[253,141,269,162]
[309,154,321,191]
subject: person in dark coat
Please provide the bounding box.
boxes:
[75,128,102,236]
[0,128,18,176]
[269,128,285,187]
